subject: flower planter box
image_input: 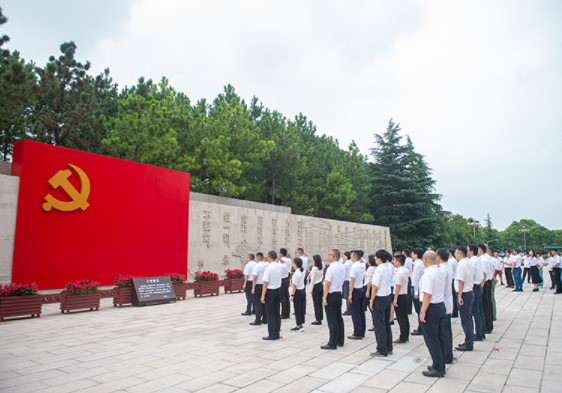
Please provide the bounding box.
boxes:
[60,292,101,313]
[194,281,220,297]
[0,295,43,321]
[173,283,188,300]
[224,278,245,294]
[113,287,133,307]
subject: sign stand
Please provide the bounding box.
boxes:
[131,276,176,306]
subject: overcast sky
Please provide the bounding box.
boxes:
[3,0,561,230]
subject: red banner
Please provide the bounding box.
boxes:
[11,140,189,289]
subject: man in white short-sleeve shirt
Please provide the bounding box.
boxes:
[261,251,283,341]
[348,250,367,339]
[393,254,410,343]
[242,254,257,316]
[251,253,268,325]
[454,246,475,352]
[321,249,346,350]
[437,248,454,365]
[369,250,394,357]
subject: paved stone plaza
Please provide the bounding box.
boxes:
[1,284,561,393]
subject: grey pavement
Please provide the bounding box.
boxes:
[1,281,561,393]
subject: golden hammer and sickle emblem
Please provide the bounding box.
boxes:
[42,164,91,212]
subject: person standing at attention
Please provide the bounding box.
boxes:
[369,249,394,357]
[436,248,454,364]
[290,257,306,332]
[448,249,459,318]
[321,249,345,349]
[392,254,410,344]
[242,254,257,316]
[411,248,426,336]
[348,250,367,339]
[250,253,267,326]
[479,244,494,335]
[512,249,523,292]
[279,248,291,320]
[365,254,377,332]
[419,250,447,378]
[504,250,514,288]
[309,254,324,325]
[342,251,353,316]
[455,246,476,352]
[261,251,283,340]
[402,249,414,315]
[469,244,485,341]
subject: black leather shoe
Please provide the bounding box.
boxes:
[474,336,484,341]
[241,312,251,316]
[281,316,290,320]
[455,345,473,351]
[321,344,337,350]
[393,339,408,344]
[262,336,278,340]
[423,369,445,378]
[427,365,446,373]
[311,321,322,325]
[368,327,375,331]
[485,330,493,334]
[250,321,261,325]
[411,329,422,336]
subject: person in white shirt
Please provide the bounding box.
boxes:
[342,251,353,316]
[279,248,291,320]
[369,249,394,357]
[348,250,367,339]
[436,248,454,365]
[261,251,283,340]
[365,254,377,332]
[448,249,459,318]
[321,249,346,350]
[522,252,532,284]
[411,248,426,336]
[551,249,562,293]
[309,254,324,325]
[527,249,542,292]
[512,249,523,291]
[469,244,485,340]
[419,250,447,378]
[504,250,514,288]
[478,244,494,334]
[402,249,414,315]
[290,258,306,332]
[537,253,545,289]
[242,254,257,316]
[393,254,410,343]
[296,248,309,319]
[488,249,500,321]
[250,253,268,326]
[492,251,504,286]
[454,246,475,352]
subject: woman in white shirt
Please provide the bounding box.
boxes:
[291,258,306,332]
[365,254,377,332]
[309,254,324,325]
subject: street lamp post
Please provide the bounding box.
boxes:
[519,228,530,251]
[469,222,479,238]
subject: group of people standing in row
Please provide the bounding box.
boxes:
[240,245,560,378]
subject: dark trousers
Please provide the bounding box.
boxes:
[294,289,306,326]
[522,268,530,283]
[513,267,523,291]
[554,268,562,293]
[395,294,410,341]
[472,284,484,338]
[421,302,446,372]
[342,281,350,312]
[482,280,493,332]
[325,292,344,348]
[312,282,324,321]
[443,313,453,363]
[253,284,266,323]
[407,277,413,314]
[549,270,556,289]
[281,277,290,318]
[505,267,514,287]
[451,281,459,318]
[264,288,281,339]
[373,295,393,355]
[413,293,421,331]
[244,281,254,313]
[459,290,474,349]
[350,287,366,337]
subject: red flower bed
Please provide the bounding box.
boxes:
[194,271,219,282]
[224,269,244,279]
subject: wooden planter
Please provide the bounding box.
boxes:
[173,283,188,300]
[0,295,43,321]
[60,292,101,313]
[224,278,245,294]
[113,287,133,307]
[194,281,220,297]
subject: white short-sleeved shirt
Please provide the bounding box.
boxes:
[325,261,346,293]
[472,255,483,284]
[513,254,522,268]
[440,261,454,313]
[448,257,458,277]
[372,262,393,297]
[529,257,538,267]
[310,266,323,285]
[404,257,413,274]
[344,260,353,281]
[244,260,256,280]
[263,262,282,289]
[420,265,446,304]
[494,257,502,271]
[364,265,376,286]
[350,262,366,289]
[412,259,425,294]
[394,266,409,295]
[455,258,475,293]
[301,256,309,272]
[292,269,305,290]
[481,255,495,281]
[279,257,291,278]
[252,261,268,285]
[552,254,561,268]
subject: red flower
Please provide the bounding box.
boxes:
[114,275,135,288]
[167,273,187,284]
[224,269,244,279]
[0,282,38,297]
[194,271,219,282]
[64,279,100,295]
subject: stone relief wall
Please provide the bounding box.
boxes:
[0,175,19,284]
[188,200,392,277]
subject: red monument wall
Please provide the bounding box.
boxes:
[11,140,190,289]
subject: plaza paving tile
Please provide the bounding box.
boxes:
[1,284,561,392]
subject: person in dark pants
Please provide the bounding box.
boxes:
[261,251,283,340]
[402,249,414,315]
[279,248,291,320]
[478,244,494,334]
[454,246,476,352]
[468,244,485,341]
[550,250,562,293]
[369,249,394,357]
[392,254,410,343]
[411,248,426,336]
[309,254,324,325]
[419,250,447,378]
[290,258,306,332]
[348,250,366,339]
[447,249,459,318]
[436,248,454,364]
[250,253,267,326]
[321,249,345,349]
[504,250,514,288]
[242,254,256,316]
[512,249,523,292]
